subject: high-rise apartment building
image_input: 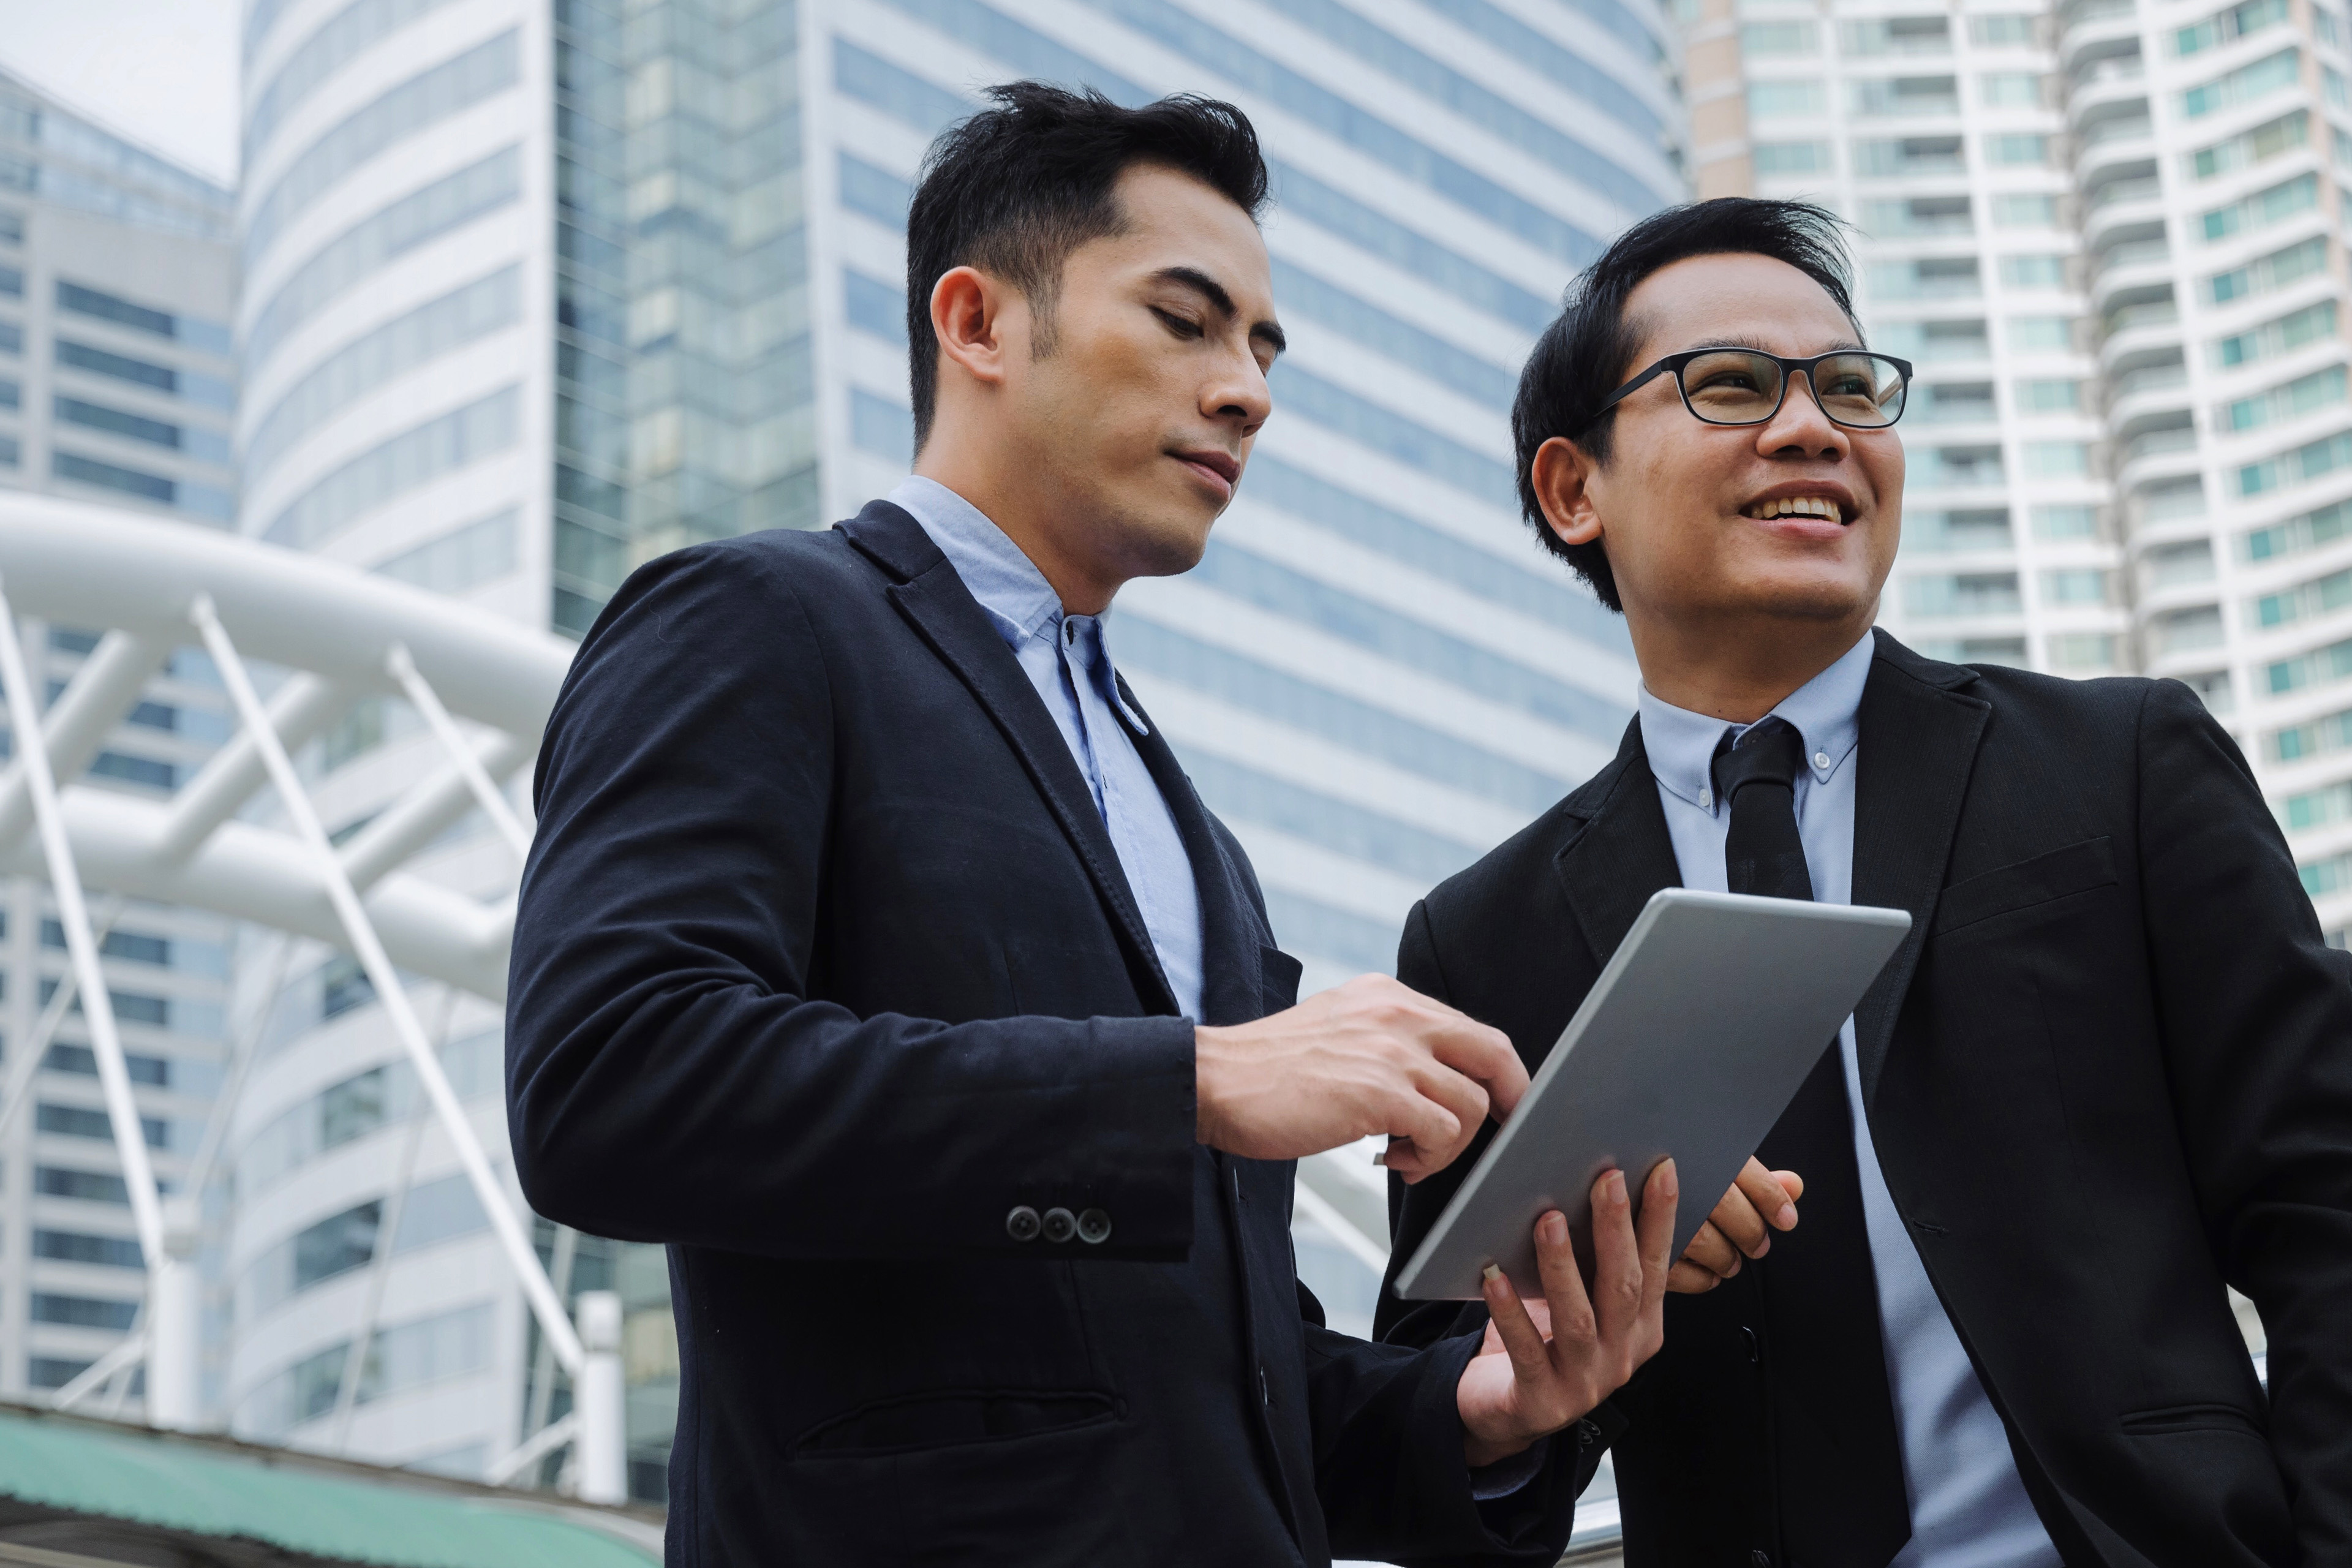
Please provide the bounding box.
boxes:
[0,71,242,1408]
[1686,0,2352,947]
[232,0,1681,1502]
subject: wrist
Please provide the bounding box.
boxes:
[1463,1426,1532,1470]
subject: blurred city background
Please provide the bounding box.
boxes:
[0,0,2317,1556]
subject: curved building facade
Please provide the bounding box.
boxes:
[228,0,1684,1509]
[227,0,554,1481]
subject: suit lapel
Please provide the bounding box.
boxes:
[1120,673,1262,1028]
[1850,630,1992,1104]
[1553,720,1684,970]
[840,503,1177,1015]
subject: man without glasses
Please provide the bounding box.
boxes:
[1381,198,2352,1567]
[508,86,1792,1566]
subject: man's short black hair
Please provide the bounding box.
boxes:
[1512,198,1858,611]
[905,82,1270,448]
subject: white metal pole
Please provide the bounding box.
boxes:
[187,595,585,1377]
[148,1195,202,1429]
[385,643,533,861]
[488,1412,578,1486]
[0,579,166,1272]
[333,989,452,1453]
[50,1327,147,1411]
[0,895,124,1139]
[575,1290,627,1506]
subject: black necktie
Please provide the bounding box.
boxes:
[1711,718,1911,1568]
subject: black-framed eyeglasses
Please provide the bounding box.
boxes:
[1597,347,1914,430]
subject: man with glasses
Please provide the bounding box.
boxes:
[1379,198,2352,1567]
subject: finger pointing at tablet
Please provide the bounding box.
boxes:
[1194,973,1528,1180]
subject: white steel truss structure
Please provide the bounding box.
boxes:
[0,492,625,1502]
[0,489,1404,1508]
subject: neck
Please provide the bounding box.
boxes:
[915,444,1119,616]
[1629,606,1875,723]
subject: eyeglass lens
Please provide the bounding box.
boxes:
[1679,350,1907,428]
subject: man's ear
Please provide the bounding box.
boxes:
[1530,435,1605,550]
[931,266,1018,391]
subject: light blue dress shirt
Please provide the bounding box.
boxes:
[1637,633,2059,1568]
[889,477,1205,1022]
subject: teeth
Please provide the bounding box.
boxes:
[1749,496,1844,523]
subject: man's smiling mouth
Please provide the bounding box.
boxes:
[1743,496,1845,524]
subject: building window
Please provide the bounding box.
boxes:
[1904,571,2022,617]
[2008,315,2077,352]
[1843,16,1950,54]
[1849,75,1960,117]
[35,1166,130,1204]
[1754,140,1833,175]
[1980,73,2043,107]
[34,1230,143,1268]
[2041,568,2111,605]
[2024,441,2092,477]
[1751,80,1830,118]
[1742,21,1818,53]
[2177,0,2290,55]
[1855,136,1964,176]
[2015,377,2079,410]
[2046,633,2118,671]
[1861,195,1973,236]
[1992,194,2060,228]
[2181,47,2301,118]
[1968,15,2037,45]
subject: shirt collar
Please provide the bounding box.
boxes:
[1637,631,1875,814]
[889,475,1065,644]
[887,476,1150,734]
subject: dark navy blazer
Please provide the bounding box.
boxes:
[507,502,1597,1566]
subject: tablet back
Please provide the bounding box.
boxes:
[1392,888,1910,1301]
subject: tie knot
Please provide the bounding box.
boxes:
[1711,714,1809,807]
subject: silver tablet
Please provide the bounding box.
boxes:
[1392,888,1910,1301]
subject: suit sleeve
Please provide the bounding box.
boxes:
[1313,898,1619,1562]
[2136,678,2352,1553]
[505,543,1197,1261]
[1300,1286,1611,1567]
[1378,899,1513,1351]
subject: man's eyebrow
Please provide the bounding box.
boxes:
[1153,265,1286,355]
[1680,333,1868,355]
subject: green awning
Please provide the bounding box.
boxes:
[0,1404,659,1568]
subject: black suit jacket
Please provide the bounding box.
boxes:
[507,502,1594,1567]
[1378,631,2352,1568]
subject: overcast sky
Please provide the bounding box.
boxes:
[0,0,241,186]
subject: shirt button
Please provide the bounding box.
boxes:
[1814,751,1831,770]
[1006,1205,1042,1243]
[1077,1208,1112,1244]
[1042,1207,1078,1243]
[1698,788,1713,808]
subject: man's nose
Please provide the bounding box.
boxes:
[1757,371,1849,458]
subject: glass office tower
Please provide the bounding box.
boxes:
[0,69,241,1411]
[233,0,1681,1500]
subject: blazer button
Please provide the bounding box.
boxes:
[1006,1205,1042,1243]
[1751,1552,1774,1568]
[1741,1325,1760,1364]
[1042,1207,1077,1243]
[1077,1208,1112,1244]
